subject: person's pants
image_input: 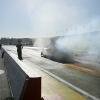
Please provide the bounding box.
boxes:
[2,51,5,58]
[17,49,22,60]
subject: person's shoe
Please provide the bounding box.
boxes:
[20,58,23,60]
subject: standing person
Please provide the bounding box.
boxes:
[16,39,23,60]
[0,43,2,50]
[0,43,4,58]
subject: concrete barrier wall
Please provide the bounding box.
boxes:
[3,48,41,100]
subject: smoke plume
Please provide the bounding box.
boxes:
[55,17,100,63]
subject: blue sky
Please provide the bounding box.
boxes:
[0,0,100,38]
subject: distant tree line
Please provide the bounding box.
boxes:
[0,37,34,45]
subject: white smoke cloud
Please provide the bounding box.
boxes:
[55,17,100,63]
[67,17,100,35]
[34,37,51,47]
[25,0,88,37]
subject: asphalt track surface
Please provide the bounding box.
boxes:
[3,46,100,100]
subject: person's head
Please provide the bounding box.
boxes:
[18,39,21,43]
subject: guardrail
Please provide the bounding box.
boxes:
[2,47,63,100]
[3,48,41,100]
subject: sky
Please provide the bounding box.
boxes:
[0,0,100,38]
